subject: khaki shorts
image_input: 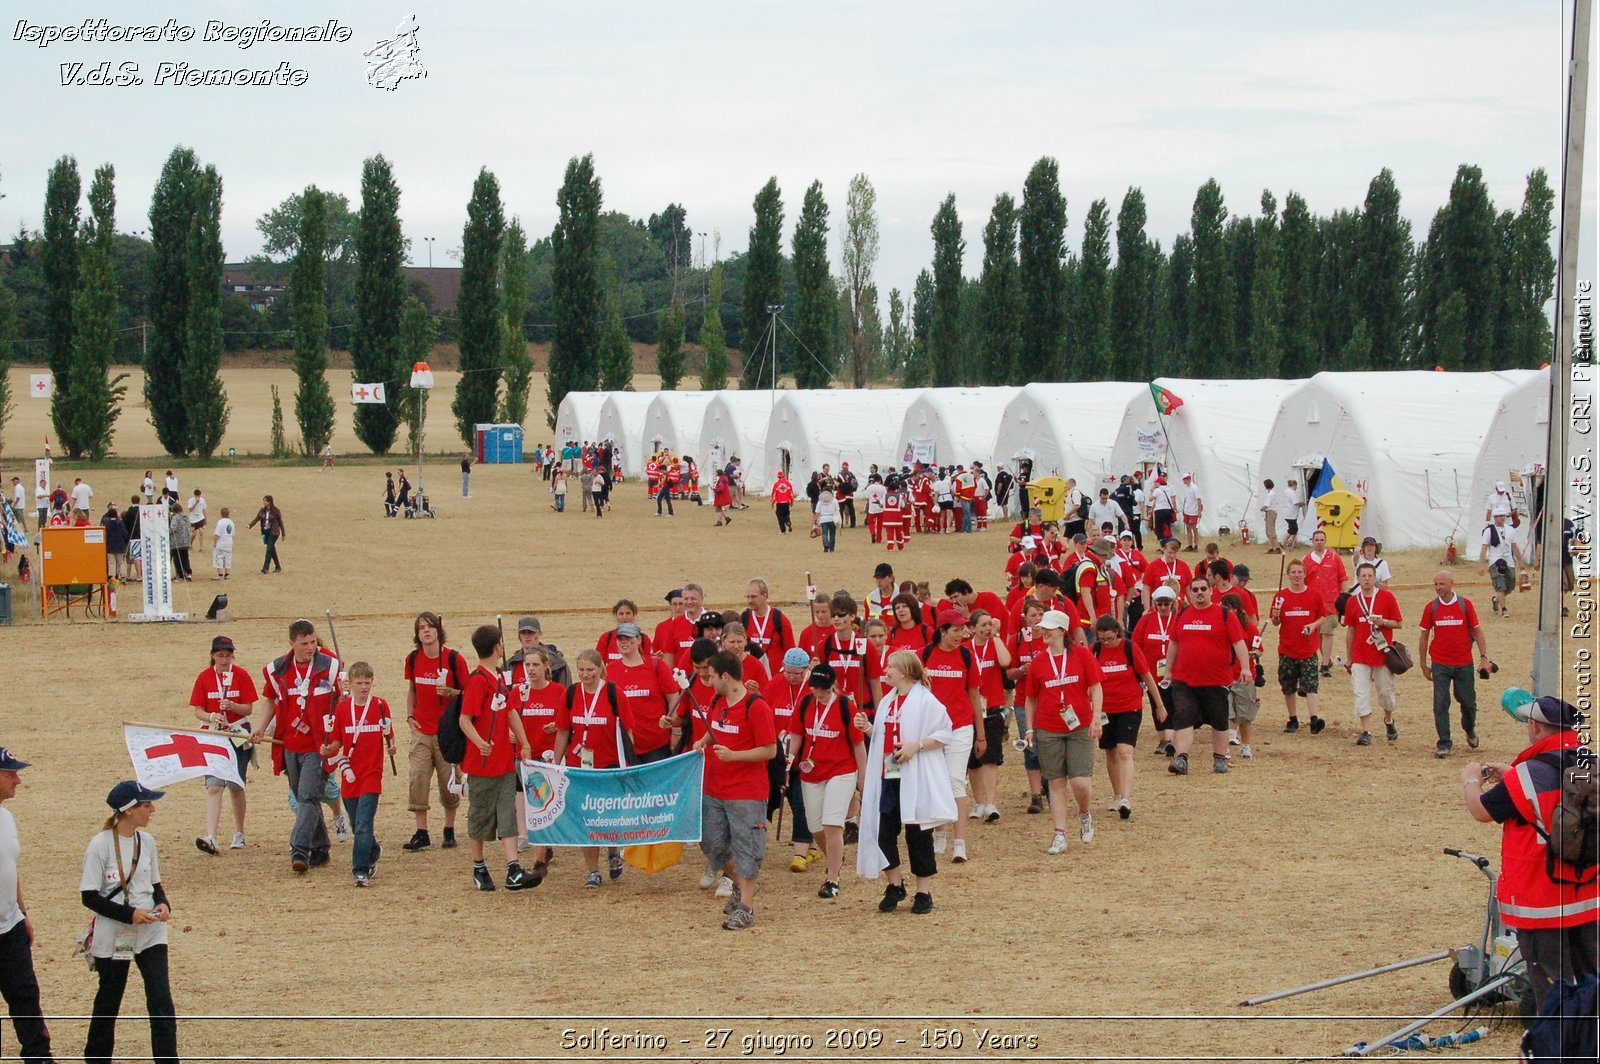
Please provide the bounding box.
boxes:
[1035,728,1095,781]
[1317,615,1342,636]
[407,730,461,813]
[466,771,519,841]
[1228,678,1260,724]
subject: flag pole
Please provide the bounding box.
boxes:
[122,721,283,744]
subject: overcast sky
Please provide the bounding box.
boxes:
[1,0,1594,316]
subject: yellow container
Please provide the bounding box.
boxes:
[1030,476,1068,523]
[1314,489,1366,549]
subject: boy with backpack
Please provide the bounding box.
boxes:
[321,661,395,887]
[457,624,540,892]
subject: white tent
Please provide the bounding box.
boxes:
[1257,370,1535,549]
[640,392,715,462]
[763,388,925,485]
[1109,377,1304,535]
[1468,369,1558,556]
[698,391,780,492]
[594,392,658,477]
[553,391,606,447]
[992,382,1147,488]
[894,387,1021,471]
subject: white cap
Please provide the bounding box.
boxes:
[1151,586,1179,602]
[1495,481,1508,492]
[1020,536,1036,550]
[1036,610,1074,632]
[1182,472,1193,480]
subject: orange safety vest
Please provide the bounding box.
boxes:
[1498,730,1600,929]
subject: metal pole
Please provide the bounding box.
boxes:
[1343,972,1518,1057]
[1533,0,1590,697]
[1238,951,1452,1007]
[417,388,427,495]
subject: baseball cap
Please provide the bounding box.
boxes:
[0,747,30,771]
[517,616,541,633]
[1119,530,1134,540]
[807,663,837,689]
[1151,586,1179,603]
[1089,537,1115,558]
[1072,533,1088,545]
[106,780,165,812]
[1361,536,1377,547]
[935,608,967,628]
[1182,472,1193,480]
[615,622,642,639]
[1527,696,1582,730]
[782,647,811,670]
[1232,564,1251,581]
[1036,609,1074,632]
[1020,535,1036,550]
[1496,480,1509,492]
[664,589,683,603]
[211,635,236,653]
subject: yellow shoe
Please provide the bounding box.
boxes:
[805,847,822,866]
[789,854,808,873]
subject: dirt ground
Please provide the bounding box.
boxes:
[0,447,1583,1062]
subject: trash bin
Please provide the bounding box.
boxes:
[1030,476,1068,523]
[0,583,10,624]
[1313,489,1366,549]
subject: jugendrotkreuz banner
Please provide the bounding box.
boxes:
[521,752,703,847]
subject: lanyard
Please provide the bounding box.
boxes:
[1045,650,1067,683]
[578,682,604,747]
[110,830,142,902]
[747,608,771,646]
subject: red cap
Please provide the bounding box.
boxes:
[936,608,967,628]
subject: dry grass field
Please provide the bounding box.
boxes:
[0,373,1579,1062]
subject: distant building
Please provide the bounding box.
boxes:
[221,263,460,312]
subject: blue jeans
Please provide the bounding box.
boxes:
[1011,704,1041,772]
[554,494,565,512]
[343,792,380,874]
[462,472,470,497]
[656,485,674,515]
[283,750,330,855]
[960,501,974,532]
[1431,663,1477,746]
[820,521,837,551]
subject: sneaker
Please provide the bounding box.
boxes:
[1168,753,1189,775]
[1309,717,1326,735]
[1385,720,1399,742]
[789,854,809,873]
[584,870,603,889]
[911,892,934,915]
[1434,741,1452,759]
[1027,793,1045,814]
[932,832,947,855]
[1118,797,1132,821]
[332,815,351,843]
[291,851,309,873]
[952,839,968,863]
[1228,729,1241,746]
[806,847,822,866]
[472,865,496,891]
[1078,813,1095,844]
[196,835,219,856]
[698,869,719,890]
[1319,664,1332,678]
[714,875,734,898]
[440,827,457,849]
[230,832,247,850]
[968,803,983,820]
[984,805,1001,823]
[1240,744,1254,760]
[1046,831,1068,856]
[308,849,330,868]
[842,820,859,845]
[878,883,908,911]
[607,849,625,880]
[505,864,540,891]
[721,903,755,930]
[1213,754,1229,774]
[1491,595,1500,616]
[1501,607,1510,618]
[817,880,840,900]
[354,872,370,887]
[1162,741,1177,758]
[1356,731,1373,746]
[402,829,431,851]
[1284,718,1300,733]
[1466,731,1479,749]
[722,886,744,915]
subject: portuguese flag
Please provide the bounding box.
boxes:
[1150,383,1184,416]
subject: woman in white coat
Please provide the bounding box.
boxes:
[855,650,956,914]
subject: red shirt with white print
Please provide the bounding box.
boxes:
[704,693,777,801]
[189,666,259,726]
[329,694,392,798]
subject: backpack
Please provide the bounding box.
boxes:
[1062,558,1098,606]
[1530,749,1599,883]
[564,681,633,763]
[1091,639,1138,673]
[436,691,468,764]
[740,607,788,660]
[1077,493,1091,520]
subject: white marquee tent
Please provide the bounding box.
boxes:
[894,387,1021,472]
[594,392,658,477]
[698,391,781,491]
[1467,368,1576,557]
[1257,370,1535,549]
[553,391,606,447]
[763,388,924,483]
[640,392,715,462]
[1109,377,1304,535]
[991,382,1147,488]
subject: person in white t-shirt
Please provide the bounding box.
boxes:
[163,471,179,502]
[1179,473,1203,551]
[1483,481,1515,524]
[212,507,236,579]
[0,746,56,1062]
[71,477,93,516]
[187,489,208,551]
[142,472,155,504]
[864,476,889,544]
[8,477,25,531]
[1259,479,1281,553]
[1281,479,1304,549]
[1087,489,1124,534]
[1478,512,1524,617]
[33,476,49,527]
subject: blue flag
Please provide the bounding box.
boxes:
[521,752,704,847]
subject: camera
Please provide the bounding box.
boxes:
[1478,660,1499,681]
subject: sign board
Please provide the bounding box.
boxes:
[131,502,185,622]
[1137,428,1169,459]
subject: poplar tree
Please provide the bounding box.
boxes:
[906,269,935,387]
[63,163,126,459]
[656,300,685,390]
[1250,191,1284,378]
[598,277,633,392]
[928,195,965,387]
[291,186,335,455]
[498,217,533,426]
[42,156,80,449]
[1187,178,1235,376]
[350,154,407,453]
[453,168,505,445]
[840,173,880,388]
[1355,168,1411,369]
[1110,188,1154,379]
[791,180,834,389]
[1506,169,1556,367]
[1278,192,1317,373]
[1019,157,1067,380]
[548,154,603,426]
[182,165,229,458]
[396,296,434,455]
[699,265,728,390]
[146,147,200,455]
[979,193,1021,385]
[883,287,911,382]
[1073,198,1112,379]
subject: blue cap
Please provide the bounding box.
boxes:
[106,780,165,812]
[782,647,811,669]
[0,747,30,771]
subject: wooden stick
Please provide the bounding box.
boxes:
[122,721,282,745]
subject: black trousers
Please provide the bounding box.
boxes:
[261,534,281,572]
[775,503,792,533]
[840,499,856,527]
[877,779,936,879]
[0,920,53,1063]
[86,945,177,1064]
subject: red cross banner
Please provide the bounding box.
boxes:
[351,382,387,404]
[28,374,53,398]
[124,724,244,790]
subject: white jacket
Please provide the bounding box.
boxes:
[856,683,956,879]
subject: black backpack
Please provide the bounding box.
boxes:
[919,641,976,681]
[436,692,468,764]
[1062,558,1098,606]
[1530,749,1599,884]
[564,681,634,765]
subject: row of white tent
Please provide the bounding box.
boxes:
[553,369,1576,549]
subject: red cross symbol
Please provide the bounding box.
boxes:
[33,379,46,391]
[356,387,370,400]
[145,733,231,767]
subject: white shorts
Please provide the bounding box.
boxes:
[213,547,232,569]
[801,774,856,829]
[943,724,975,797]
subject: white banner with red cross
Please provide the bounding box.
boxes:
[124,725,243,789]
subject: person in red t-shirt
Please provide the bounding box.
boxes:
[1009,509,1045,553]
[921,609,983,860]
[796,663,867,898]
[658,584,711,663]
[1091,615,1160,820]
[1006,598,1048,810]
[765,647,819,871]
[457,625,537,892]
[966,609,1012,824]
[401,612,470,851]
[721,622,772,694]
[1303,529,1349,672]
[742,578,797,664]
[1022,610,1104,855]
[605,623,681,761]
[694,651,778,930]
[712,470,734,525]
[942,579,1009,641]
[319,661,396,886]
[880,482,908,550]
[887,594,933,653]
[1162,580,1248,776]
[652,588,685,658]
[797,598,834,663]
[1269,559,1327,735]
[1227,566,1260,624]
[189,634,260,856]
[823,593,881,708]
[555,650,629,888]
[1132,585,1180,755]
[1342,561,1403,747]
[1141,537,1193,604]
[1417,570,1494,758]
[596,599,653,663]
[508,644,564,876]
[770,471,796,534]
[251,618,341,872]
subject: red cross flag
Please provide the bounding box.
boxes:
[351,382,387,404]
[28,374,53,398]
[124,725,244,790]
